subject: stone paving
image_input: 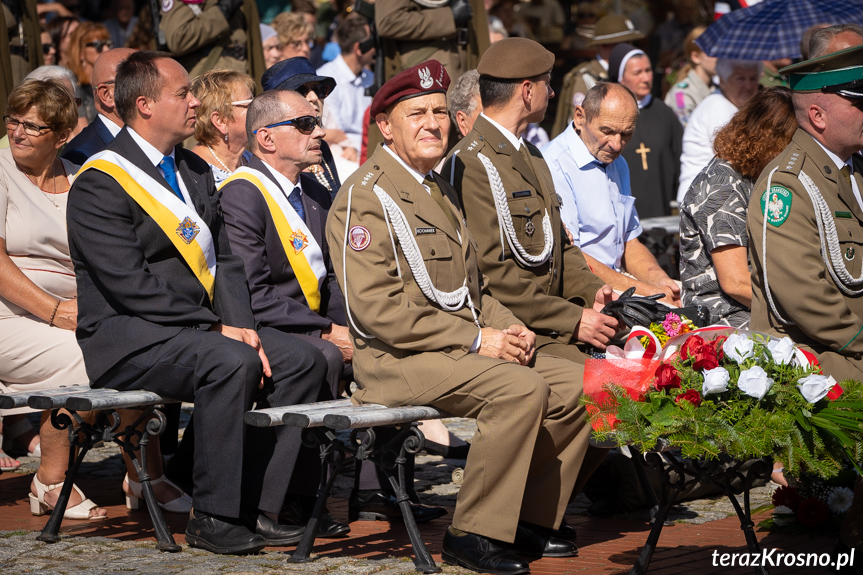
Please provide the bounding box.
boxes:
[1,409,781,574]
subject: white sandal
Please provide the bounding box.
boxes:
[123,473,192,514]
[30,474,106,520]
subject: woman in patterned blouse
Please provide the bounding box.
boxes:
[679,87,797,327]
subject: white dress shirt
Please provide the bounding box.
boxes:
[541,124,643,271]
[677,91,738,202]
[127,127,194,208]
[98,114,122,138]
[317,55,373,149]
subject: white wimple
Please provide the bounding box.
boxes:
[476,152,553,267]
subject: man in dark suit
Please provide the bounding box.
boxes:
[66,51,329,555]
[62,47,135,165]
[219,89,446,528]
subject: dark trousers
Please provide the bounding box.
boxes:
[95,326,328,518]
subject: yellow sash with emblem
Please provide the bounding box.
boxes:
[220,167,326,312]
[78,151,217,301]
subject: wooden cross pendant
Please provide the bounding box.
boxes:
[636,142,651,170]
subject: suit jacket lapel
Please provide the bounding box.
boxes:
[93,117,115,146]
[476,116,542,193]
[174,148,210,217]
[300,173,324,245]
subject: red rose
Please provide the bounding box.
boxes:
[712,335,728,360]
[654,363,682,391]
[772,486,802,511]
[675,389,702,407]
[797,498,831,527]
[692,344,719,370]
[680,335,706,361]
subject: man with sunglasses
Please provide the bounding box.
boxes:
[66,50,331,555]
[63,47,134,165]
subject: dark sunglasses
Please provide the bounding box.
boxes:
[85,39,113,52]
[254,115,322,134]
[297,83,332,100]
[42,43,55,55]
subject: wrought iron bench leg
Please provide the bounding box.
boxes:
[380,425,439,574]
[290,428,341,563]
[630,483,679,575]
[117,409,180,552]
[726,489,769,575]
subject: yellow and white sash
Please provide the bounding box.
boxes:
[220,167,326,312]
[78,150,217,301]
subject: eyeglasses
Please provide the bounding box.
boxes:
[4,115,52,137]
[297,83,332,99]
[254,115,322,134]
[231,98,254,108]
[85,39,113,52]
[287,38,315,50]
[42,43,55,55]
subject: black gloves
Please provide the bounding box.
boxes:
[601,287,711,329]
[450,0,472,28]
[216,0,243,21]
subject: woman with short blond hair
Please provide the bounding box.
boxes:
[272,12,315,61]
[190,70,255,185]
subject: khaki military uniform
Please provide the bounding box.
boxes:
[444,115,605,365]
[663,69,714,127]
[375,0,489,83]
[551,58,607,138]
[160,0,264,83]
[326,144,592,542]
[749,128,863,383]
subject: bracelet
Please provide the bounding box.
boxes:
[48,299,60,326]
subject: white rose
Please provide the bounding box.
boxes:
[736,366,774,400]
[723,333,755,364]
[702,366,730,395]
[797,373,837,404]
[767,337,796,365]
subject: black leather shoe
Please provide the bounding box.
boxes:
[442,527,530,575]
[507,521,578,558]
[279,494,350,538]
[240,508,305,546]
[348,489,447,523]
[185,508,266,555]
[423,439,470,460]
[543,518,577,541]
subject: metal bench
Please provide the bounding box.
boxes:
[0,386,181,552]
[245,398,448,574]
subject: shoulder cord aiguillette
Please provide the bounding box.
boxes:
[476,152,553,267]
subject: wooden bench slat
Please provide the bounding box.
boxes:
[323,406,445,429]
[65,390,175,411]
[27,388,122,410]
[244,398,354,427]
[283,403,389,428]
[0,386,91,410]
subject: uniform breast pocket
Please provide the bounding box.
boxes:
[837,221,863,279]
[417,234,454,290]
[506,196,544,250]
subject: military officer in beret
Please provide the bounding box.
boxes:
[327,59,591,574]
[444,38,620,366]
[551,14,644,138]
[749,44,863,384]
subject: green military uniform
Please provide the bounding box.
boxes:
[749,46,863,384]
[160,0,264,85]
[5,0,42,88]
[375,0,488,83]
[327,142,592,542]
[445,115,605,365]
[663,68,714,126]
[551,58,607,138]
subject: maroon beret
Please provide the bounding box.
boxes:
[370,59,450,117]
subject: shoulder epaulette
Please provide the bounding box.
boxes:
[777,143,804,176]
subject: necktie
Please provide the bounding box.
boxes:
[519,144,539,178]
[159,156,184,202]
[288,187,306,222]
[424,175,459,232]
[841,165,852,187]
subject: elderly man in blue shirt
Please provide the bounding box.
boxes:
[542,82,681,305]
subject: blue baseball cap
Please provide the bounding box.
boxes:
[262,57,337,95]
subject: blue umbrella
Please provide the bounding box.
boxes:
[696,0,863,61]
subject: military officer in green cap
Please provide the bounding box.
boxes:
[749,44,863,384]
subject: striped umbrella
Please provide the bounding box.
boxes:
[696,0,863,61]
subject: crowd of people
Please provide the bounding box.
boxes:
[2,0,863,573]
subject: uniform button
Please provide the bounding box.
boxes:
[430,248,436,256]
[825,165,832,174]
[374,165,379,170]
[855,353,862,361]
[553,268,558,278]
[444,346,452,353]
[525,206,530,213]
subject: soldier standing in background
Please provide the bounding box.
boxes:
[4,0,43,88]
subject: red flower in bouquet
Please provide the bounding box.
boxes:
[654,363,682,391]
[772,486,802,511]
[797,497,831,527]
[712,335,728,360]
[692,344,719,370]
[676,389,702,407]
[680,335,706,361]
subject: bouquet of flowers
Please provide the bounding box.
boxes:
[582,329,863,480]
[765,470,857,532]
[643,311,696,348]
